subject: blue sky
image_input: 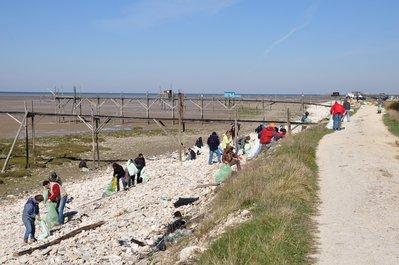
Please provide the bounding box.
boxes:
[0,0,398,94]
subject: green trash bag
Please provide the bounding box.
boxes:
[38,201,58,240]
[141,167,149,182]
[38,219,50,240]
[102,177,117,197]
[46,201,59,228]
[42,189,58,228]
[214,164,232,183]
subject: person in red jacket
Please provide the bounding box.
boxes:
[42,180,60,203]
[330,101,345,130]
[258,123,276,153]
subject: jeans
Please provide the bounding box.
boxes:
[22,217,35,241]
[333,114,342,130]
[208,149,221,165]
[58,195,67,224]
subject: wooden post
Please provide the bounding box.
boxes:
[24,102,29,169]
[172,95,175,125]
[1,115,27,173]
[31,115,35,164]
[262,98,265,121]
[91,115,96,166]
[96,97,100,115]
[234,109,238,154]
[121,97,124,125]
[301,93,305,113]
[200,95,204,122]
[31,101,35,164]
[287,108,292,135]
[146,92,150,125]
[212,97,215,112]
[178,93,183,162]
[57,98,61,123]
[95,118,100,167]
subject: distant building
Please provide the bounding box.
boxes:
[224,91,241,98]
[162,90,173,99]
[347,91,365,100]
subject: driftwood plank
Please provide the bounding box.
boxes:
[13,221,106,257]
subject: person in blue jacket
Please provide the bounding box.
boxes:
[22,194,44,243]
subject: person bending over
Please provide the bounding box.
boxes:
[112,162,127,191]
[134,153,146,184]
[22,194,44,243]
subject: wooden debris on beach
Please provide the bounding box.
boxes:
[13,221,106,257]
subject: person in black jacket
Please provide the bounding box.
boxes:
[134,154,146,184]
[207,132,221,165]
[195,137,203,148]
[112,162,126,191]
[343,98,351,122]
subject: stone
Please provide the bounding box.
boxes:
[179,246,204,263]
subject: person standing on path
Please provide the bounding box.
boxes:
[207,132,221,165]
[330,101,345,130]
[343,98,351,122]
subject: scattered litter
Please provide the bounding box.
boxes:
[214,164,232,183]
[118,238,146,247]
[173,197,199,208]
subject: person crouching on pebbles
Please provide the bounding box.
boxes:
[22,194,44,243]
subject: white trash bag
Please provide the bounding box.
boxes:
[126,159,138,176]
[326,116,333,129]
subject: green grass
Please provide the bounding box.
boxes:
[238,106,262,117]
[197,125,330,265]
[105,127,165,138]
[386,101,399,111]
[0,133,94,174]
[383,113,399,137]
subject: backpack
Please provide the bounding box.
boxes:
[255,124,263,133]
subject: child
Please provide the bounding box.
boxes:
[22,194,44,243]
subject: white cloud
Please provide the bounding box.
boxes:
[98,0,239,31]
[263,0,321,58]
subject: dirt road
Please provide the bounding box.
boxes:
[316,105,399,264]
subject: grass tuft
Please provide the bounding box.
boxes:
[383,112,399,137]
[197,125,330,265]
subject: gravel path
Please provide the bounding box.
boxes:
[316,105,399,264]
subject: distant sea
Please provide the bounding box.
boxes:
[0,91,324,98]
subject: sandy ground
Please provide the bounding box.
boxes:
[316,105,399,264]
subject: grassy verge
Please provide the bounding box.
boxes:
[238,106,262,117]
[197,125,330,264]
[383,113,399,137]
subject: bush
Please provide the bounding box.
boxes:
[387,101,399,111]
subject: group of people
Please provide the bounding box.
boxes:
[22,172,68,243]
[205,122,287,170]
[112,153,146,192]
[20,110,310,244]
[330,98,351,131]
